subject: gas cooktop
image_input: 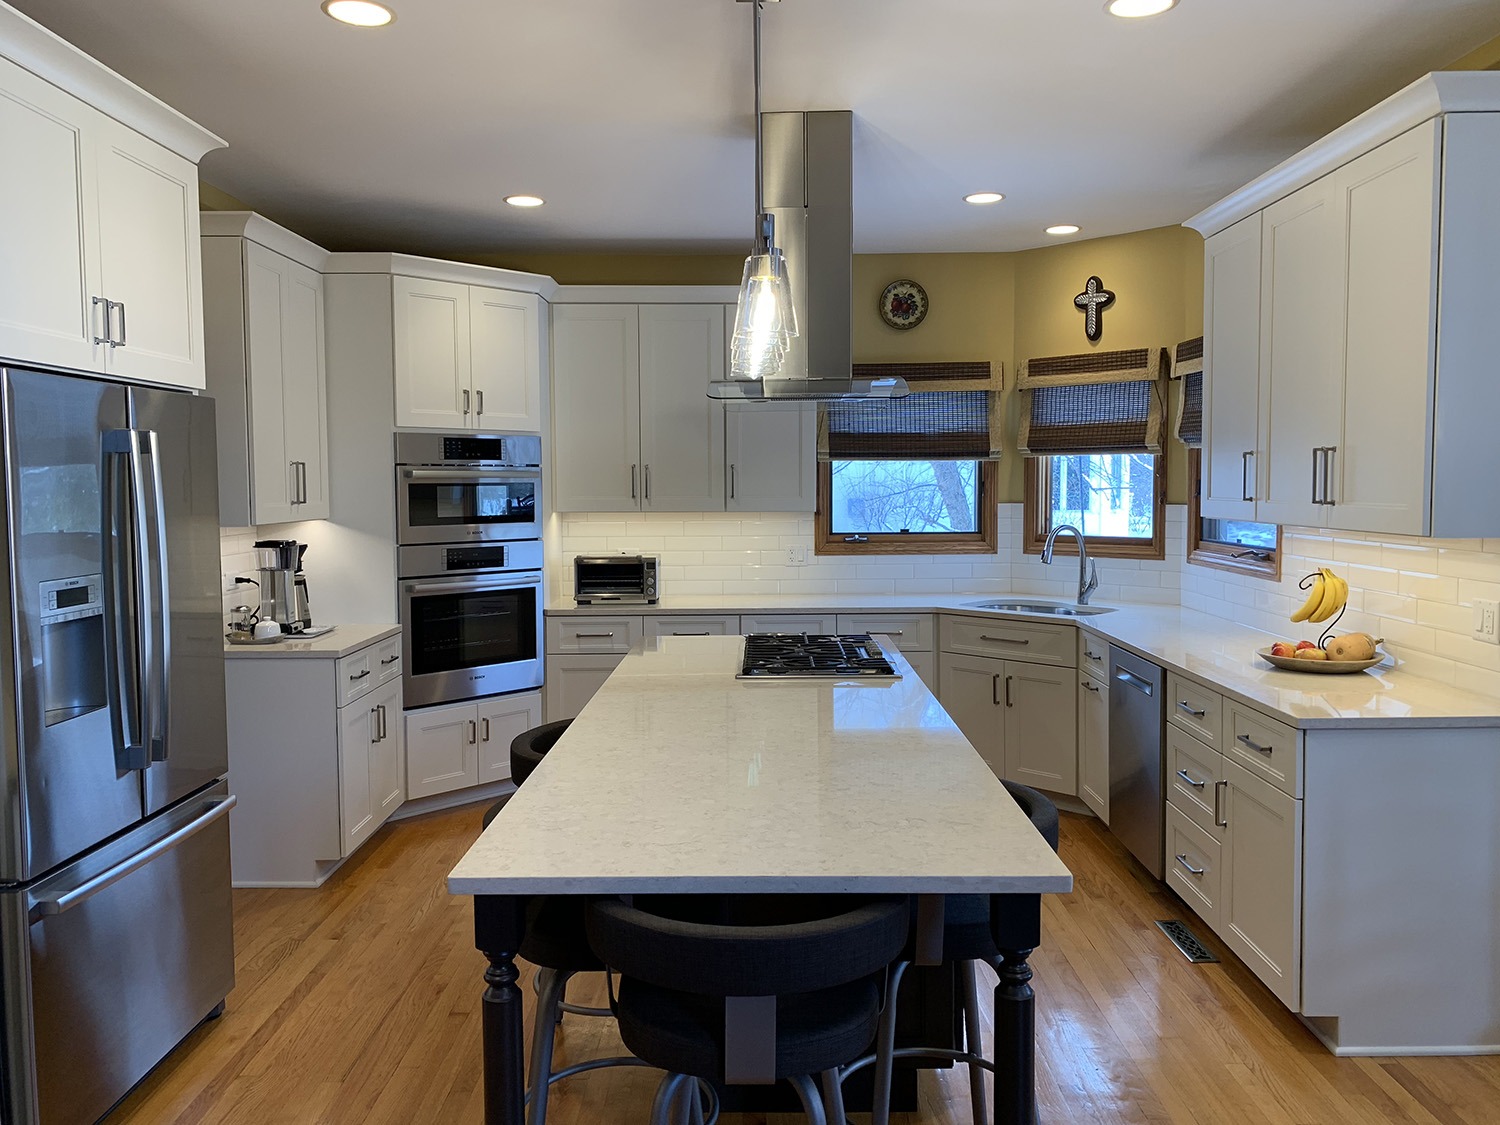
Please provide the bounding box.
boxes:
[737,633,901,680]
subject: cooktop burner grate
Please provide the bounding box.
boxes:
[738,633,900,679]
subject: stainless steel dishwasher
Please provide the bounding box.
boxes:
[1107,645,1166,879]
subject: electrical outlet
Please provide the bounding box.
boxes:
[1472,599,1500,645]
[786,545,809,566]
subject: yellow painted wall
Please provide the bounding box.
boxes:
[1447,32,1500,70]
[199,181,251,211]
[473,253,742,286]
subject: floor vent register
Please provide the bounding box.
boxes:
[1154,919,1219,963]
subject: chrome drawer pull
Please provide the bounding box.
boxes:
[575,632,616,639]
[1177,700,1207,718]
[349,668,371,682]
[1083,649,1102,660]
[1236,732,1272,754]
[1175,768,1206,789]
[1174,854,1206,877]
[672,631,710,636]
[1214,780,1227,826]
[979,634,1029,645]
[380,654,399,665]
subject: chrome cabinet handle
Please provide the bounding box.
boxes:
[300,461,309,504]
[1004,675,1014,708]
[1175,768,1206,789]
[92,295,112,345]
[289,462,299,504]
[1174,854,1206,877]
[1323,445,1337,506]
[481,716,490,742]
[379,704,388,742]
[371,704,382,742]
[729,463,736,500]
[979,634,1029,645]
[575,631,616,639]
[1177,700,1207,718]
[1214,780,1227,826]
[631,464,637,500]
[644,464,651,500]
[1241,450,1255,502]
[1236,732,1272,754]
[112,300,127,346]
[1080,680,1100,694]
[1311,447,1323,504]
[462,388,471,415]
[672,631,710,636]
[468,720,477,745]
[380,654,399,665]
[476,389,484,416]
[349,668,371,682]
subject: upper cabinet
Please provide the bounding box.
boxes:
[0,27,223,389]
[202,214,330,526]
[393,276,542,432]
[1189,73,1500,538]
[549,296,817,514]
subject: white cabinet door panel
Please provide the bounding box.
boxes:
[1221,758,1302,1010]
[638,305,725,511]
[243,245,294,523]
[544,654,626,722]
[394,276,471,429]
[551,305,641,511]
[1003,660,1077,795]
[471,287,542,432]
[0,57,100,373]
[279,254,330,518]
[94,118,202,387]
[368,679,405,824]
[1202,213,1262,519]
[404,701,477,800]
[936,651,1005,781]
[1078,673,1109,822]
[338,696,377,856]
[476,690,542,786]
[725,402,816,512]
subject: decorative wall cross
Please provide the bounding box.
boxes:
[1073,275,1116,342]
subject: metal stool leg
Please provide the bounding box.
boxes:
[650,1073,690,1125]
[870,959,910,1125]
[821,1067,846,1125]
[526,967,570,1124]
[960,959,989,1125]
[789,1074,828,1125]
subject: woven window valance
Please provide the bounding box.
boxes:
[817,362,1002,462]
[1016,347,1168,456]
[1170,336,1204,449]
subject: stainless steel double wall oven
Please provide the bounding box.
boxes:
[395,433,544,709]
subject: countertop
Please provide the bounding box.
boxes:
[547,595,1500,729]
[449,636,1074,896]
[223,623,400,660]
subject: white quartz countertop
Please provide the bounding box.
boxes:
[448,637,1074,896]
[223,623,399,659]
[547,595,1500,728]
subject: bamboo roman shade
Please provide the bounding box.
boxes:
[1015,347,1168,456]
[1170,336,1205,449]
[818,362,1003,461]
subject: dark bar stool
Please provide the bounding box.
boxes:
[846,781,1061,1125]
[586,895,911,1125]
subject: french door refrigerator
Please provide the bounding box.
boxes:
[0,367,234,1124]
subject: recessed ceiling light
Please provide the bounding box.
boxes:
[964,191,1005,205]
[1105,0,1178,17]
[321,1,394,28]
[504,195,545,208]
[1046,225,1081,236]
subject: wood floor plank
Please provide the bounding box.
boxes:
[106,804,1500,1124]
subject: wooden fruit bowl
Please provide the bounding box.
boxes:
[1256,647,1383,674]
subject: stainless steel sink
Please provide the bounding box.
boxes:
[965,600,1115,617]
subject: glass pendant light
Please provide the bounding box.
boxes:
[729,0,797,382]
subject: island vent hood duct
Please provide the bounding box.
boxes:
[709,110,908,401]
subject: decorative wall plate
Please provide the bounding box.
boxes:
[879,279,929,330]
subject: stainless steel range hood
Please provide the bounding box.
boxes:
[709,111,908,401]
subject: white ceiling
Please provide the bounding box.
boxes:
[11,0,1500,257]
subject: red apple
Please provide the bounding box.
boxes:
[1295,640,1318,651]
[1270,642,1297,658]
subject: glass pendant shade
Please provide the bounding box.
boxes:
[729,245,798,381]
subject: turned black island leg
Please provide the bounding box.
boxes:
[475,895,529,1125]
[993,946,1038,1125]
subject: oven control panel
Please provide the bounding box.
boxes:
[443,546,508,571]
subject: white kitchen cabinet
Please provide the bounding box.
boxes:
[551,304,642,511]
[724,402,817,512]
[936,651,1077,795]
[740,613,839,635]
[1200,214,1262,520]
[405,690,543,799]
[0,53,216,388]
[223,633,404,886]
[643,615,741,639]
[1077,671,1108,822]
[639,304,725,511]
[544,654,626,722]
[393,276,542,432]
[202,222,330,525]
[904,650,937,694]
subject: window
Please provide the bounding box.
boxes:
[1024,453,1165,559]
[814,364,1002,555]
[1187,449,1281,578]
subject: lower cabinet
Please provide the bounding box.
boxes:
[544,654,627,722]
[936,651,1077,794]
[405,690,543,800]
[338,678,404,856]
[1077,670,1109,821]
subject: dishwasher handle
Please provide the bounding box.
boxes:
[1113,667,1155,696]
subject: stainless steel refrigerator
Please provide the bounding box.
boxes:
[0,367,234,1124]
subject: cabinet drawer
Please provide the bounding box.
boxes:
[546,616,642,654]
[740,613,837,635]
[372,634,402,688]
[1165,803,1222,931]
[1225,703,1302,797]
[941,616,1074,667]
[1166,725,1225,839]
[643,614,740,639]
[1078,630,1109,681]
[337,648,379,707]
[1167,673,1223,749]
[836,613,934,652]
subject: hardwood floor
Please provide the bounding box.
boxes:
[109,805,1499,1124]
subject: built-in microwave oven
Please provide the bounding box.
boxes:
[573,555,659,604]
[395,432,541,546]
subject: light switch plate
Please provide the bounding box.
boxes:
[1472,599,1499,645]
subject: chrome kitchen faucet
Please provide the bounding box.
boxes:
[1041,523,1099,606]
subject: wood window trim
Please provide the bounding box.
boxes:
[1022,455,1166,561]
[815,461,999,555]
[1186,449,1282,581]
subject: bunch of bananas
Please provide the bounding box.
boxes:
[1291,567,1348,624]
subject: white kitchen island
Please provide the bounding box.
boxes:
[449,634,1072,1125]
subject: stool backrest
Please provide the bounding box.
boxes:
[509,719,573,787]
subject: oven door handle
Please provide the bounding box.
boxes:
[402,573,543,596]
[400,469,539,483]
